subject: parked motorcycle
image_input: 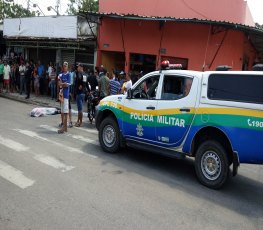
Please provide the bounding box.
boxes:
[86,89,100,124]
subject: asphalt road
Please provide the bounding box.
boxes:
[0,97,262,230]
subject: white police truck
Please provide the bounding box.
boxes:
[95,61,263,189]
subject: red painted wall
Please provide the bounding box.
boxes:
[99,0,255,26]
[98,17,254,71]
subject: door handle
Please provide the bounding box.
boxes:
[180,108,190,112]
[146,106,155,110]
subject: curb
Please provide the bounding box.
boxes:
[0,93,78,111]
[0,93,57,107]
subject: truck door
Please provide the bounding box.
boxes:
[156,74,198,147]
[122,74,160,144]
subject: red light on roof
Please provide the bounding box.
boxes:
[161,60,182,70]
[161,60,170,69]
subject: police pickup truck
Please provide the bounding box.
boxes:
[95,62,263,189]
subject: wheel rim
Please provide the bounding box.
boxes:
[102,124,116,148]
[201,151,221,181]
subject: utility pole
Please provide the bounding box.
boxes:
[55,0,60,16]
[27,0,30,11]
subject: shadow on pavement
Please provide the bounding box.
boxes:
[82,142,263,218]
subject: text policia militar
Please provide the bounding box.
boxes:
[130,112,185,127]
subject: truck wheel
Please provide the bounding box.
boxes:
[99,117,120,153]
[195,140,229,189]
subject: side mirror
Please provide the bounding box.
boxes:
[127,88,132,99]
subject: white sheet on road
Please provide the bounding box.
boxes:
[30,108,88,117]
[30,107,60,117]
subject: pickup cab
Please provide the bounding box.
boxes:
[95,67,263,189]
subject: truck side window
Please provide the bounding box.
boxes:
[208,74,263,104]
[161,75,192,100]
[132,75,160,99]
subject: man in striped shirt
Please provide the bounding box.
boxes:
[109,72,121,95]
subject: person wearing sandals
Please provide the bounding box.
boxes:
[58,61,71,134]
[74,63,85,127]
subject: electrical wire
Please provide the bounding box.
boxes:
[208,30,228,69]
[157,21,165,69]
[181,0,208,19]
[202,24,212,71]
[120,19,126,66]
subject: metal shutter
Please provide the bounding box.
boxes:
[61,50,75,67]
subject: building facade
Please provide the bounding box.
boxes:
[93,0,263,74]
[3,16,97,70]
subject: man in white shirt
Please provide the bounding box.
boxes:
[3,61,11,93]
[124,73,132,93]
[19,62,26,94]
[47,62,53,77]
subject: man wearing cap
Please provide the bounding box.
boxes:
[109,70,121,95]
[58,61,71,134]
[19,61,26,95]
[98,68,109,99]
[24,61,33,99]
[74,63,85,127]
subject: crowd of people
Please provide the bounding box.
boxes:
[0,58,59,99]
[0,56,144,134]
[0,58,143,100]
[56,62,143,134]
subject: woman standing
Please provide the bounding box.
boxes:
[10,63,16,92]
[33,63,40,96]
[49,66,57,100]
[14,63,20,92]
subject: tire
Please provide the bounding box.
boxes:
[90,106,96,124]
[88,115,93,124]
[87,101,93,123]
[99,117,120,153]
[195,140,229,189]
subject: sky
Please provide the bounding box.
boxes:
[13,0,263,24]
[246,0,263,24]
[14,0,69,15]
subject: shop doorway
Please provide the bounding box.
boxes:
[28,48,56,66]
[130,53,156,74]
[101,51,125,73]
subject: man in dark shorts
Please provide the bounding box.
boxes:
[74,63,85,127]
[57,61,71,134]
[25,61,33,99]
[87,70,98,92]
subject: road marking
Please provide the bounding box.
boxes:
[14,129,48,141]
[0,135,29,152]
[0,160,35,189]
[34,155,74,172]
[75,126,98,134]
[0,132,75,172]
[40,125,99,144]
[14,129,97,159]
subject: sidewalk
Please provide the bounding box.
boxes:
[0,91,78,111]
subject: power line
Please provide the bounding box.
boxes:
[181,0,208,19]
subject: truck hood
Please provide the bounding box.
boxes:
[100,95,126,104]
